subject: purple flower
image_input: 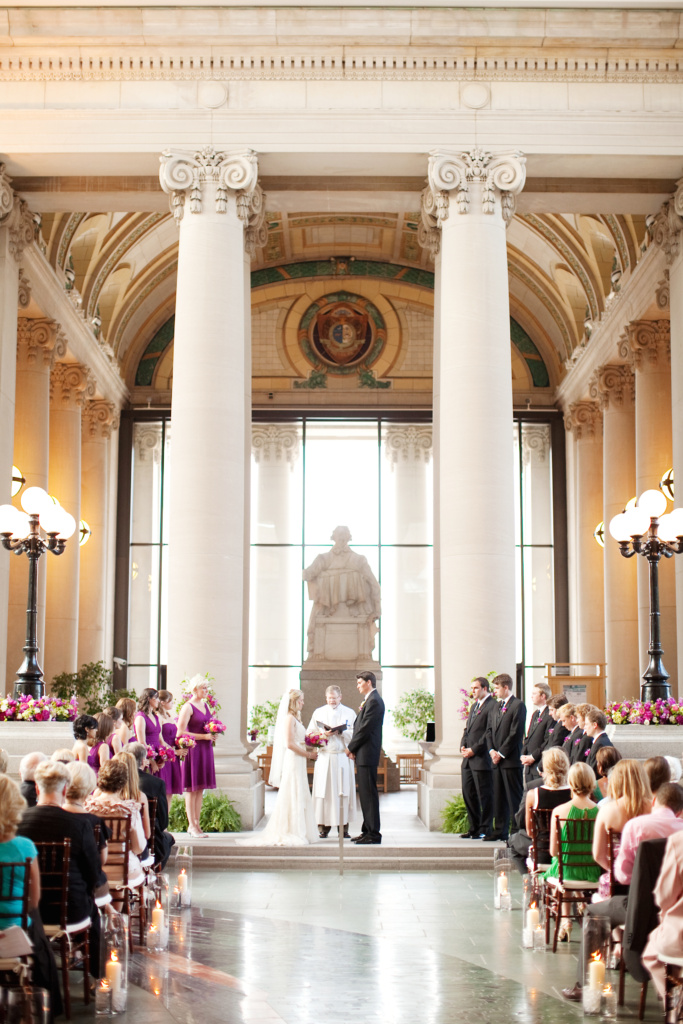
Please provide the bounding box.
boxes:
[574,737,581,745]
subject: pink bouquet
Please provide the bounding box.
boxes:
[156,746,176,764]
[204,719,226,735]
[305,733,328,749]
[176,734,196,749]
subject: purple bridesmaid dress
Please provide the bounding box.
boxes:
[87,742,104,771]
[161,720,183,796]
[181,703,216,792]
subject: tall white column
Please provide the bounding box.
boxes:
[79,400,118,666]
[521,425,554,689]
[622,320,677,689]
[565,401,605,667]
[417,147,526,828]
[159,147,266,827]
[0,166,34,695]
[6,318,64,688]
[591,365,639,699]
[44,361,91,686]
[653,191,683,694]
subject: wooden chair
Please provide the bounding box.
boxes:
[606,828,628,898]
[99,813,145,951]
[544,815,599,952]
[257,746,273,785]
[659,952,683,1023]
[0,858,32,981]
[396,753,424,785]
[527,807,554,874]
[34,839,91,1020]
[376,754,389,794]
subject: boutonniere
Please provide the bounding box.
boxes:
[583,748,591,758]
[574,736,581,745]
[359,700,367,710]
[500,705,508,714]
[475,705,483,716]
[548,725,555,735]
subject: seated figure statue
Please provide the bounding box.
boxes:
[303,525,381,662]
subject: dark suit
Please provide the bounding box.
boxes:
[573,733,593,765]
[347,688,385,840]
[486,695,526,839]
[138,769,174,868]
[562,725,582,762]
[521,706,552,787]
[459,695,496,836]
[586,733,614,772]
[544,721,570,750]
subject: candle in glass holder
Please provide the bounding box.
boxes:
[152,902,164,932]
[177,871,188,894]
[96,980,112,1016]
[497,873,508,896]
[602,984,617,1019]
[533,925,545,951]
[105,952,122,995]
[526,906,540,932]
[588,953,605,990]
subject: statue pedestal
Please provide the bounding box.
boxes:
[300,663,382,720]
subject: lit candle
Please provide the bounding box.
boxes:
[497,873,508,895]
[588,954,605,989]
[177,871,188,893]
[105,953,122,994]
[526,907,540,932]
[152,902,164,932]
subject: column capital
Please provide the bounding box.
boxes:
[521,424,551,465]
[50,361,95,409]
[17,317,66,368]
[589,364,635,411]
[160,146,258,219]
[652,179,683,266]
[82,399,119,440]
[619,319,671,371]
[564,400,602,440]
[0,164,36,262]
[18,268,31,309]
[251,424,301,466]
[383,425,433,466]
[134,424,162,463]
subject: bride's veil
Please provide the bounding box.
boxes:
[269,690,292,788]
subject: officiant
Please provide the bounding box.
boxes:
[306,685,357,838]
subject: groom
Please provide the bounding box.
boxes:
[347,671,385,845]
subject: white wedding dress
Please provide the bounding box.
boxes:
[241,713,319,847]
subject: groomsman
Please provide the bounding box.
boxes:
[543,694,569,749]
[585,708,613,770]
[560,704,582,761]
[520,683,552,788]
[572,703,595,764]
[459,677,497,839]
[484,674,526,842]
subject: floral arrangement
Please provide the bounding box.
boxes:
[457,688,474,721]
[248,728,259,742]
[605,698,683,726]
[204,719,226,736]
[156,746,176,764]
[176,734,196,750]
[0,695,79,722]
[146,745,158,762]
[175,673,221,715]
[305,733,328,749]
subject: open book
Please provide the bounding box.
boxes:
[315,721,347,734]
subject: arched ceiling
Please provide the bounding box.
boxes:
[37,204,647,406]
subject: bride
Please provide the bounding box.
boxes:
[243,689,319,846]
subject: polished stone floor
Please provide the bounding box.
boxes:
[73,867,662,1024]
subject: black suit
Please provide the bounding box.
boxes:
[138,769,174,868]
[521,706,552,787]
[562,725,583,762]
[486,695,526,839]
[544,721,570,750]
[459,695,496,835]
[347,688,385,840]
[586,733,614,772]
[573,733,593,765]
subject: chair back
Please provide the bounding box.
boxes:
[528,807,554,871]
[556,814,598,883]
[147,797,157,831]
[34,839,71,929]
[99,814,132,890]
[0,859,31,931]
[607,827,627,896]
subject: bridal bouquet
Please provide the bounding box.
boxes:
[204,719,227,744]
[175,734,196,759]
[156,746,176,764]
[305,733,328,749]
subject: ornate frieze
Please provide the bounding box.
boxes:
[564,400,602,440]
[251,425,301,466]
[384,425,433,466]
[619,320,671,371]
[50,361,95,409]
[82,399,119,440]
[521,425,551,465]
[589,364,635,411]
[16,317,66,368]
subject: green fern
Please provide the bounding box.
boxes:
[440,795,470,834]
[168,792,242,833]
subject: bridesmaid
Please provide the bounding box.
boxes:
[158,690,183,797]
[114,697,136,748]
[73,713,110,770]
[103,707,124,755]
[95,712,118,759]
[134,688,173,773]
[176,678,216,838]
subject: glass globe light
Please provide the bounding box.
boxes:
[0,504,20,535]
[594,521,605,547]
[625,496,637,511]
[624,506,652,537]
[662,507,683,541]
[11,466,25,498]
[637,489,668,518]
[609,512,631,542]
[11,511,31,540]
[79,520,92,547]
[39,504,67,535]
[20,486,50,516]
[55,511,76,540]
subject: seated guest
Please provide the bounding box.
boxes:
[585,708,613,770]
[63,762,111,906]
[112,751,151,846]
[615,782,683,885]
[129,742,175,869]
[642,830,683,1000]
[17,760,101,977]
[509,747,570,875]
[593,745,622,801]
[592,759,652,901]
[18,752,48,808]
[0,775,62,1021]
[85,760,146,889]
[559,705,582,761]
[644,755,671,798]
[51,748,75,764]
[0,749,8,773]
[543,694,569,749]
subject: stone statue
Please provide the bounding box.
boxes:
[302,525,381,662]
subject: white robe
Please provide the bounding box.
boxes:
[306,703,358,827]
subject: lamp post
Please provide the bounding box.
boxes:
[0,487,77,699]
[609,489,683,703]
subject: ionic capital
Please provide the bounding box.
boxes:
[652,180,683,266]
[17,318,66,368]
[589,364,635,411]
[619,319,671,371]
[0,165,36,262]
[159,146,259,221]
[521,425,551,465]
[383,425,433,466]
[134,425,162,463]
[564,400,602,440]
[18,268,31,309]
[50,361,95,409]
[655,270,670,311]
[82,399,119,440]
[251,424,301,466]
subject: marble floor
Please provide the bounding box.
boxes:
[73,866,660,1024]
